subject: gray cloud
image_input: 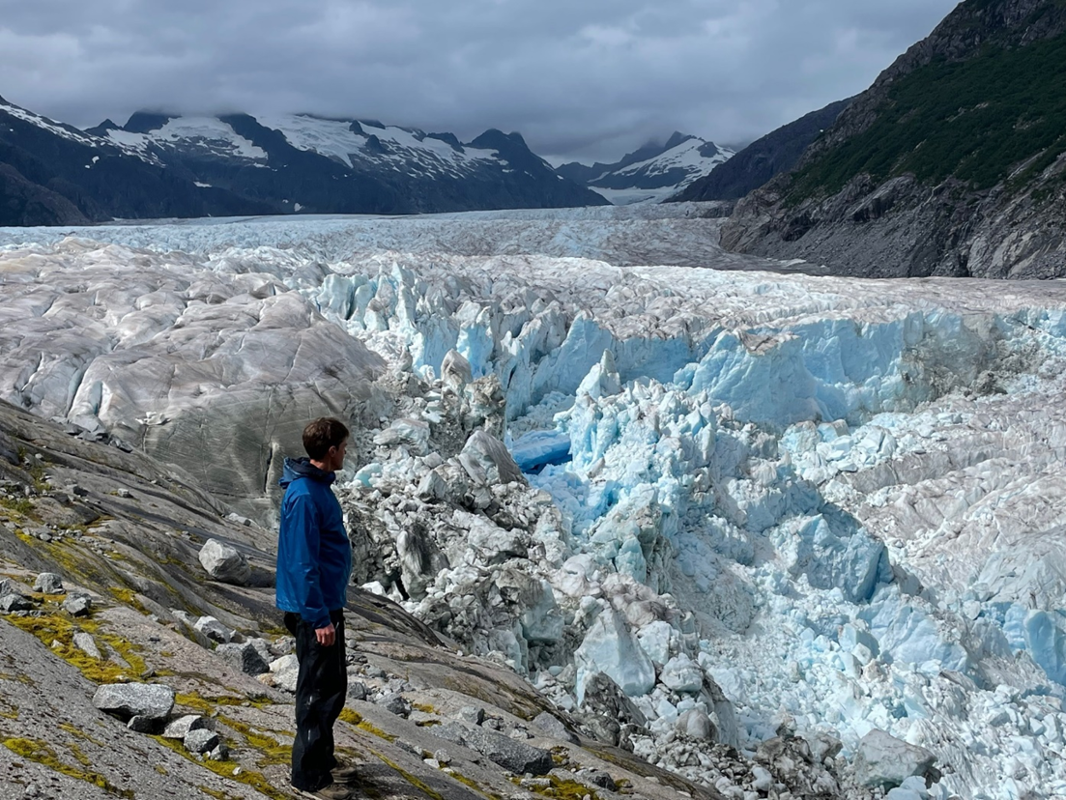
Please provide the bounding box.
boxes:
[0,0,960,162]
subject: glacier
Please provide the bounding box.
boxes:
[2,203,1066,799]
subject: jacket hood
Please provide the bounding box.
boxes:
[279,456,336,489]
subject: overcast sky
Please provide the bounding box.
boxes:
[0,0,960,163]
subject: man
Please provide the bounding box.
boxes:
[276,417,358,799]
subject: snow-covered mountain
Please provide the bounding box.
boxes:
[89,111,608,215]
[557,132,734,205]
[0,95,261,225]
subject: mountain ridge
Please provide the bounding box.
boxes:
[0,98,608,225]
[557,133,733,205]
[720,0,1066,278]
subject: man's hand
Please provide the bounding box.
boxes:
[315,623,336,646]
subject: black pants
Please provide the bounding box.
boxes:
[284,610,347,791]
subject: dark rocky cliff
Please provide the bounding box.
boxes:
[668,100,851,203]
[721,0,1066,278]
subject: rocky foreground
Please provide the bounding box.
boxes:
[0,399,732,800]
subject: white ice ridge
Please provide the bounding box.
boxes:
[1,205,1066,799]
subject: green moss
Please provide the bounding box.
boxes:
[2,737,134,798]
[108,587,150,616]
[337,708,397,742]
[410,702,437,714]
[789,30,1066,200]
[0,497,34,516]
[447,767,503,800]
[149,735,289,800]
[374,750,444,800]
[511,774,600,800]
[7,614,148,683]
[59,722,105,747]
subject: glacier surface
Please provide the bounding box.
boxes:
[2,203,1066,799]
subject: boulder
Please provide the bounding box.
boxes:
[532,711,578,743]
[194,616,235,643]
[0,594,32,613]
[93,683,175,721]
[62,593,93,616]
[198,539,251,585]
[33,572,64,594]
[127,715,163,734]
[163,715,210,740]
[854,730,937,789]
[73,632,102,660]
[434,722,553,775]
[215,642,269,676]
[184,728,221,754]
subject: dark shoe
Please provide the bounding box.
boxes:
[331,763,361,783]
[292,782,353,800]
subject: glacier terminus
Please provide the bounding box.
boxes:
[1,203,1065,800]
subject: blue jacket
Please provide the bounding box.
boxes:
[276,457,352,630]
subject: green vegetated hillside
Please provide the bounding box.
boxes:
[789,29,1066,200]
[721,0,1066,279]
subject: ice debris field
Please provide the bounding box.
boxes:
[2,203,1066,800]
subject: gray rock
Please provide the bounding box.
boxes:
[33,573,64,594]
[269,636,296,657]
[194,615,235,643]
[163,715,209,740]
[0,594,32,613]
[72,632,102,660]
[62,593,92,616]
[93,683,175,721]
[854,730,937,789]
[434,721,553,775]
[532,711,578,743]
[247,637,273,666]
[575,769,617,791]
[346,680,368,702]
[224,512,253,527]
[376,693,411,717]
[456,705,485,725]
[127,715,163,734]
[0,578,13,596]
[184,728,220,754]
[198,539,251,585]
[215,642,269,676]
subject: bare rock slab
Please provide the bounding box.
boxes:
[434,721,553,775]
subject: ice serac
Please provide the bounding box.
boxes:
[575,609,656,701]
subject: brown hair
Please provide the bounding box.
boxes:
[302,417,350,460]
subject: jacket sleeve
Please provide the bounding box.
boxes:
[286,493,331,629]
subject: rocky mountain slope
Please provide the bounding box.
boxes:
[667,100,851,203]
[89,112,607,216]
[0,97,607,226]
[720,0,1066,278]
[0,95,264,227]
[557,134,732,205]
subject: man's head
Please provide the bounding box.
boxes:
[303,417,350,472]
